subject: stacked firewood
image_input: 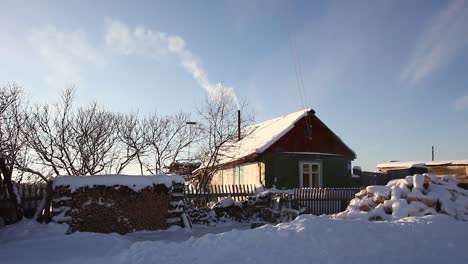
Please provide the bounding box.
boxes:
[52,181,187,234]
[334,174,468,221]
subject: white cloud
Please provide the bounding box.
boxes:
[401,0,468,83]
[28,26,105,89]
[105,18,240,108]
[454,95,468,111]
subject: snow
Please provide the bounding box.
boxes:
[212,196,235,208]
[377,160,468,169]
[53,174,184,192]
[215,109,311,165]
[390,186,402,200]
[338,173,468,221]
[413,174,424,189]
[1,215,468,264]
[391,199,409,218]
[366,185,391,198]
[210,108,355,165]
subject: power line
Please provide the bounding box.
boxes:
[286,0,313,136]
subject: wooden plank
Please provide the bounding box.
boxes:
[323,188,327,215]
[241,184,245,200]
[227,185,232,199]
[215,185,220,203]
[312,188,316,214]
[331,188,335,214]
[314,188,317,214]
[324,188,328,214]
[233,185,238,201]
[318,188,322,215]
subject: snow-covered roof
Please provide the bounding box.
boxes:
[377,160,468,170]
[216,109,311,165]
[53,174,184,192]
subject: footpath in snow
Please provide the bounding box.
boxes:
[1,214,467,264]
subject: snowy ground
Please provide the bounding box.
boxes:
[1,215,467,264]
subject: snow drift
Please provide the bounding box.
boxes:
[1,215,467,264]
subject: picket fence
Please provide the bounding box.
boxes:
[185,184,361,215]
[287,187,361,215]
[184,184,257,207]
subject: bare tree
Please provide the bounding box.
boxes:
[195,90,253,184]
[23,88,126,177]
[114,113,146,174]
[141,112,198,174]
[0,83,28,220]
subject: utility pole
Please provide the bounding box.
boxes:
[432,145,434,161]
[186,121,197,162]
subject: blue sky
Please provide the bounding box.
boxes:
[1,0,467,170]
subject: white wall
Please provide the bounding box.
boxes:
[211,162,264,186]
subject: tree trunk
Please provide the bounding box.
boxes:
[42,182,53,223]
[0,157,23,221]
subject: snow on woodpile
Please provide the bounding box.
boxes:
[52,175,186,234]
[53,174,184,192]
[334,174,468,221]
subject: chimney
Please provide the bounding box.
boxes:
[237,110,241,141]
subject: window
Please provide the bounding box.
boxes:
[232,166,244,184]
[299,162,321,188]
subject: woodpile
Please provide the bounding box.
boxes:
[335,174,468,221]
[52,176,186,234]
[187,191,300,225]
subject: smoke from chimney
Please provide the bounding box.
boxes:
[105,18,241,108]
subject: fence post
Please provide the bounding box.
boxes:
[42,182,53,223]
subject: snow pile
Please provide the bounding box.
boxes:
[53,174,184,192]
[335,174,468,221]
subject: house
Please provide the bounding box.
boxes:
[210,109,357,189]
[167,161,201,177]
[377,160,468,187]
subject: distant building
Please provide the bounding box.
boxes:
[167,161,201,180]
[210,109,357,189]
[377,160,468,187]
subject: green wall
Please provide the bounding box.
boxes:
[261,153,355,189]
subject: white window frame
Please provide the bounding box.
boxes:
[299,161,322,188]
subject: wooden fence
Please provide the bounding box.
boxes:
[0,184,47,224]
[184,184,257,207]
[0,183,361,225]
[185,184,361,215]
[286,187,361,215]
